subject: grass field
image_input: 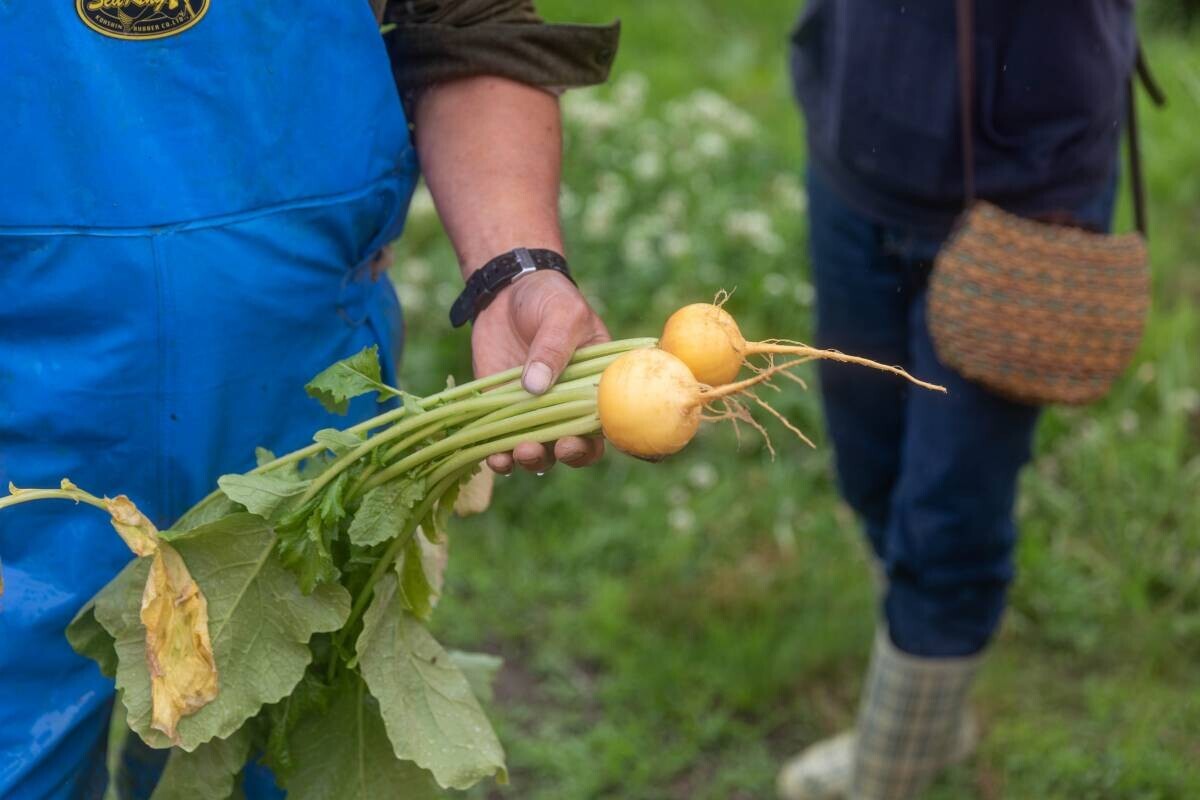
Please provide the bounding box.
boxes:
[389,4,1200,798]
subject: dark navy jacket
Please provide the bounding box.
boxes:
[790,0,1137,233]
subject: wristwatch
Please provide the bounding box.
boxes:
[449,247,575,328]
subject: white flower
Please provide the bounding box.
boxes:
[658,190,687,221]
[771,173,809,213]
[434,282,460,309]
[637,120,666,153]
[662,232,692,260]
[582,198,616,239]
[632,150,663,182]
[622,233,654,267]
[668,89,757,140]
[763,273,788,297]
[668,507,696,534]
[694,130,729,160]
[622,486,646,507]
[793,282,815,306]
[1137,362,1157,383]
[1168,387,1200,414]
[562,90,620,131]
[1078,419,1103,445]
[1119,409,1139,434]
[613,72,648,115]
[596,171,623,192]
[724,209,784,255]
[403,257,431,284]
[559,185,580,218]
[395,282,426,312]
[688,462,718,490]
[581,173,628,239]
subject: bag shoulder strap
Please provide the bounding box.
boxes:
[954,0,1163,237]
[954,0,976,204]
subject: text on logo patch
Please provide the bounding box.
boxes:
[76,0,210,40]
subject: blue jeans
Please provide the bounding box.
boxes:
[806,166,1115,657]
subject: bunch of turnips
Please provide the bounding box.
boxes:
[0,299,941,799]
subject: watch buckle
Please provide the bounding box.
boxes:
[513,247,539,279]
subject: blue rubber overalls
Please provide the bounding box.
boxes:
[0,4,418,797]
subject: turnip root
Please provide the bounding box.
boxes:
[658,302,945,392]
[597,348,807,460]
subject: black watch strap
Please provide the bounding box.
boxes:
[449,247,574,328]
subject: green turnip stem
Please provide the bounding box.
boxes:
[183,339,653,527]
[362,400,598,494]
[380,380,600,464]
[0,488,109,513]
[335,466,472,654]
[297,394,514,504]
[428,414,601,486]
[378,380,598,463]
[252,339,652,476]
[305,378,607,504]
[458,383,600,434]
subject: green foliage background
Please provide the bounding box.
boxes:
[389,4,1200,798]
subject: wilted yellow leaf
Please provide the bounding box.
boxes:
[453,466,494,517]
[141,543,219,740]
[106,495,160,557]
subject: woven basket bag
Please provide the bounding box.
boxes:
[928,0,1160,406]
[928,204,1149,405]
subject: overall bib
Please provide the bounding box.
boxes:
[0,4,418,797]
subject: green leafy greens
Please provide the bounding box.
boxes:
[0,338,655,799]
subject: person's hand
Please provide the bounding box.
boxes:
[470,270,610,474]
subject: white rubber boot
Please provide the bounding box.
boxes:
[777,631,980,800]
[850,630,981,799]
[777,730,856,800]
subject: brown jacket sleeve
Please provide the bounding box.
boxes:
[381,0,620,92]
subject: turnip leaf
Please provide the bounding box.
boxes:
[447,650,503,704]
[304,346,397,415]
[217,474,310,522]
[275,508,340,594]
[281,673,439,800]
[66,597,119,678]
[149,724,252,800]
[262,671,332,782]
[397,537,436,621]
[347,478,426,547]
[356,573,506,789]
[312,428,365,456]
[97,515,350,751]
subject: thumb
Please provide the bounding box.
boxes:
[521,308,583,395]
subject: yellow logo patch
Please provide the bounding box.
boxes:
[76,0,209,40]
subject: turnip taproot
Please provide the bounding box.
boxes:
[658,302,945,392]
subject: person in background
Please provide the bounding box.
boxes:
[777,2,1136,798]
[0,2,616,797]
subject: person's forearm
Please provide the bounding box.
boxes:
[413,76,564,278]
